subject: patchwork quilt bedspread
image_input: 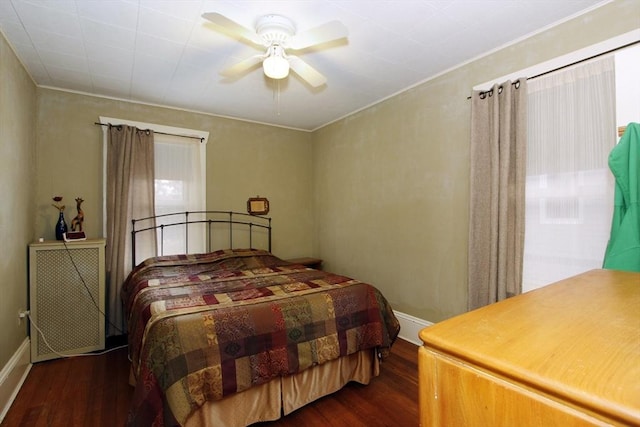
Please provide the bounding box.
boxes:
[122,248,400,426]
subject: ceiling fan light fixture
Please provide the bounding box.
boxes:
[263,45,289,79]
[203,12,346,87]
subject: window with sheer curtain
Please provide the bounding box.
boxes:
[522,57,616,292]
[154,133,207,255]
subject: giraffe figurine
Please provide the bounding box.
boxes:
[70,197,84,232]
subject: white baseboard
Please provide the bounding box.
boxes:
[0,338,32,423]
[394,310,432,346]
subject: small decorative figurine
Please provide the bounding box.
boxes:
[70,197,84,232]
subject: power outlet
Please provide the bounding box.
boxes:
[18,309,29,325]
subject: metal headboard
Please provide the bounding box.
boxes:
[131,210,272,266]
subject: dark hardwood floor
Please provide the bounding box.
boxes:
[2,338,418,427]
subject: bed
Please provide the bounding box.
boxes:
[122,211,401,427]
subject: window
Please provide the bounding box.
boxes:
[101,117,208,256]
[522,57,616,291]
[473,32,639,293]
[154,133,207,255]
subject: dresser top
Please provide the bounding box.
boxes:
[419,269,640,424]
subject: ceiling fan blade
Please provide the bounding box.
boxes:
[287,56,327,87]
[289,20,348,50]
[202,12,263,46]
[220,54,265,77]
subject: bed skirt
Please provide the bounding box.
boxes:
[182,348,379,427]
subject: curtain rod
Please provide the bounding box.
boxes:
[94,122,204,142]
[467,40,639,100]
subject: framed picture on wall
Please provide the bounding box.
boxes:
[247,196,269,215]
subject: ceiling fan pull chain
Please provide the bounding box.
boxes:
[276,80,281,116]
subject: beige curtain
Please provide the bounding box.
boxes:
[468,80,528,311]
[106,125,156,336]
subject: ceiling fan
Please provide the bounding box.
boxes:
[202,12,348,87]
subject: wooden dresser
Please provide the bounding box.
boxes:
[418,269,640,426]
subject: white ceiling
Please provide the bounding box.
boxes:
[0,0,606,131]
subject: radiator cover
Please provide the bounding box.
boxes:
[29,239,106,362]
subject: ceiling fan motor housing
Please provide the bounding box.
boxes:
[256,15,296,46]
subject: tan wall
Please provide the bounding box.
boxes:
[0,32,37,367]
[312,0,640,324]
[34,90,314,259]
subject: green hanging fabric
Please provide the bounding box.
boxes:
[603,122,640,272]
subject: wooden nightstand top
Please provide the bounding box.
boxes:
[286,257,323,269]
